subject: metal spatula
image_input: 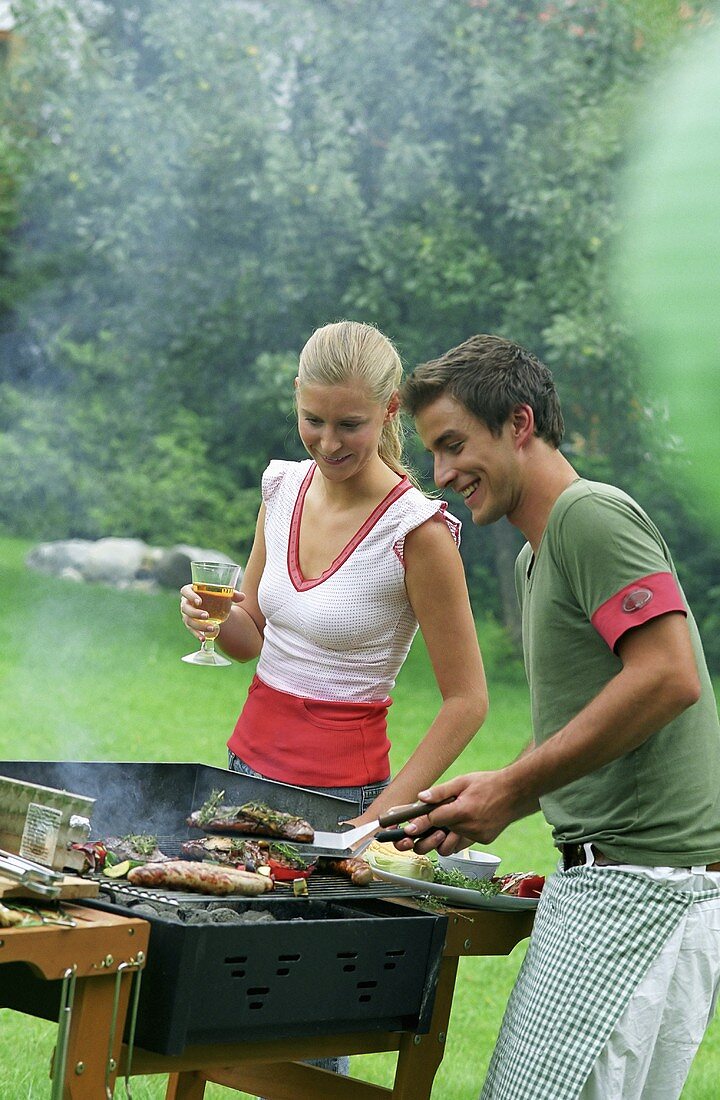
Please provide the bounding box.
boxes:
[312,797,454,856]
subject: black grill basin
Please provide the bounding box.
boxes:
[1,895,446,1055]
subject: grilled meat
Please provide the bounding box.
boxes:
[320,857,373,887]
[127,859,273,896]
[180,836,269,869]
[188,793,314,843]
[105,835,169,863]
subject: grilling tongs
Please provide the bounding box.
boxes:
[0,848,63,899]
[312,797,455,857]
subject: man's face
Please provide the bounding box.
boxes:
[414,394,520,526]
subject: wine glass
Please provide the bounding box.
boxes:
[181,560,241,666]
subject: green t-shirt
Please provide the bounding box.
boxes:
[515,478,720,865]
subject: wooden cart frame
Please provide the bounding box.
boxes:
[0,903,149,1099]
[1,901,533,1098]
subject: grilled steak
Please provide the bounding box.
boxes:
[188,794,314,843]
[180,836,269,868]
[105,835,170,863]
[127,859,273,896]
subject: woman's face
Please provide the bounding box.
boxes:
[295,379,389,482]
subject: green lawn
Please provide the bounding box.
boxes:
[0,535,718,1098]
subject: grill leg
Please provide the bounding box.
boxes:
[51,973,131,1099]
[165,1071,206,1099]
[391,955,458,1099]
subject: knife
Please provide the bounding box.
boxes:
[311,797,455,856]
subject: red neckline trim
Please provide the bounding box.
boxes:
[287,464,412,591]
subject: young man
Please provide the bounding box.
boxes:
[400,334,720,1100]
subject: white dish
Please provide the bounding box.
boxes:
[437,848,501,880]
[371,867,539,911]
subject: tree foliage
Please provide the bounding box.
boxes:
[0,0,718,659]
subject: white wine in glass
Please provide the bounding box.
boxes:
[181,560,241,666]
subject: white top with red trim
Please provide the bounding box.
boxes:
[256,459,461,702]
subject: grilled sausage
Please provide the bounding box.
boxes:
[128,859,273,896]
[321,857,374,887]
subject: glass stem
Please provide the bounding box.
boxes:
[202,635,216,657]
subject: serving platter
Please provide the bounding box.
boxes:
[370,867,540,911]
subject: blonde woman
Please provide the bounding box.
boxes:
[181,320,487,824]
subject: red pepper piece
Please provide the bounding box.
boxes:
[517,874,545,898]
[266,859,315,883]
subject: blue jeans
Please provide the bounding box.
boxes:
[227,750,390,816]
[227,751,390,1080]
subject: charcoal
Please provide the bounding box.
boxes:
[185,909,215,924]
[130,902,181,921]
[236,909,275,923]
[206,901,276,923]
[208,907,243,923]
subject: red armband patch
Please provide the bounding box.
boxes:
[591,572,686,651]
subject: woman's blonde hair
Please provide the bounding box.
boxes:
[298,320,411,478]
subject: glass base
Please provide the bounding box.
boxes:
[181,649,232,666]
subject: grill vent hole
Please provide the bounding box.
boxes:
[385,949,404,957]
[278,953,301,962]
[337,951,357,959]
[276,967,290,976]
[343,964,356,972]
[357,980,377,989]
[247,986,270,995]
[384,963,396,970]
[231,969,246,978]
[225,955,248,964]
[359,995,372,1003]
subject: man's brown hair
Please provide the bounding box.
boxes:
[401,334,564,447]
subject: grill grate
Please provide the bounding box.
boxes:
[96,835,420,906]
[96,871,418,909]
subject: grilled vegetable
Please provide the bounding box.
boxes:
[104,859,144,879]
[367,840,434,882]
[188,794,314,843]
[71,841,108,872]
[128,859,274,896]
[267,859,315,882]
[498,872,545,897]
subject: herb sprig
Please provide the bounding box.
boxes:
[432,866,501,895]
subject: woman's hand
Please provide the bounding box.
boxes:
[179,584,244,640]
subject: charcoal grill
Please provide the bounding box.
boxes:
[0,760,447,1057]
